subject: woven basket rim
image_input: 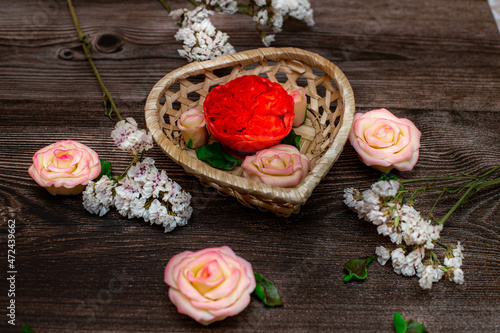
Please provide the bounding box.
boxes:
[145,47,355,206]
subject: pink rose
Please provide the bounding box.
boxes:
[164,246,256,326]
[288,87,307,127]
[241,144,311,187]
[177,108,208,149]
[349,108,421,173]
[28,140,101,195]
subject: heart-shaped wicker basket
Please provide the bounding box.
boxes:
[145,47,355,217]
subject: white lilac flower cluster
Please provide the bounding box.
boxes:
[111,118,154,156]
[168,0,314,60]
[83,158,193,232]
[344,180,465,289]
[252,0,315,46]
[170,5,236,62]
[84,118,192,232]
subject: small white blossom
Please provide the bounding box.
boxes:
[366,209,387,226]
[169,9,186,23]
[371,180,400,197]
[389,232,403,245]
[172,6,235,62]
[197,0,238,15]
[114,177,142,218]
[401,247,425,277]
[444,256,462,269]
[111,118,153,156]
[343,188,360,208]
[406,247,425,267]
[83,177,117,217]
[375,246,391,266]
[262,34,276,47]
[391,248,407,275]
[448,268,464,285]
[251,0,314,46]
[444,242,464,269]
[272,0,314,26]
[253,9,269,26]
[454,242,464,257]
[415,261,426,277]
[362,189,380,206]
[419,265,444,289]
[170,6,213,25]
[377,223,393,237]
[419,265,435,289]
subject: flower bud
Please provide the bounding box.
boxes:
[288,87,307,127]
[177,108,208,148]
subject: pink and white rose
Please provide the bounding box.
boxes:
[349,108,421,173]
[177,108,208,148]
[288,87,307,127]
[28,140,101,195]
[241,144,311,187]
[164,246,256,326]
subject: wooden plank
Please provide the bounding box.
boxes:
[1,0,500,331]
[0,1,498,111]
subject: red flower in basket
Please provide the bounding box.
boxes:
[203,75,295,153]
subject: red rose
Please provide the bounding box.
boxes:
[204,75,295,153]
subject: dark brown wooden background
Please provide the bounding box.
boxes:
[1,0,500,332]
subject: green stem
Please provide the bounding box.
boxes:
[188,0,199,7]
[438,178,482,225]
[435,241,449,249]
[120,159,136,178]
[429,250,439,265]
[478,165,500,178]
[474,177,500,191]
[400,175,477,184]
[157,0,171,12]
[428,189,446,217]
[66,0,123,121]
[408,187,426,204]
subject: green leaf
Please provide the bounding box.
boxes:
[394,313,407,333]
[196,142,242,171]
[378,173,400,182]
[281,129,301,150]
[22,324,35,333]
[96,160,112,181]
[406,320,428,333]
[343,256,375,282]
[253,272,283,307]
[187,138,193,149]
[393,313,428,333]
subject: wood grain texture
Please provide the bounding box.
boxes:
[1,0,500,332]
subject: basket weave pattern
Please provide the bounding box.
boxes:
[145,47,355,217]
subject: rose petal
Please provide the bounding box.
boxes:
[168,288,216,326]
[208,292,251,319]
[165,251,192,288]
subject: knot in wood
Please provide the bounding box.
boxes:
[95,33,123,54]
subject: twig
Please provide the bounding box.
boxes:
[66,0,123,121]
[157,0,172,13]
